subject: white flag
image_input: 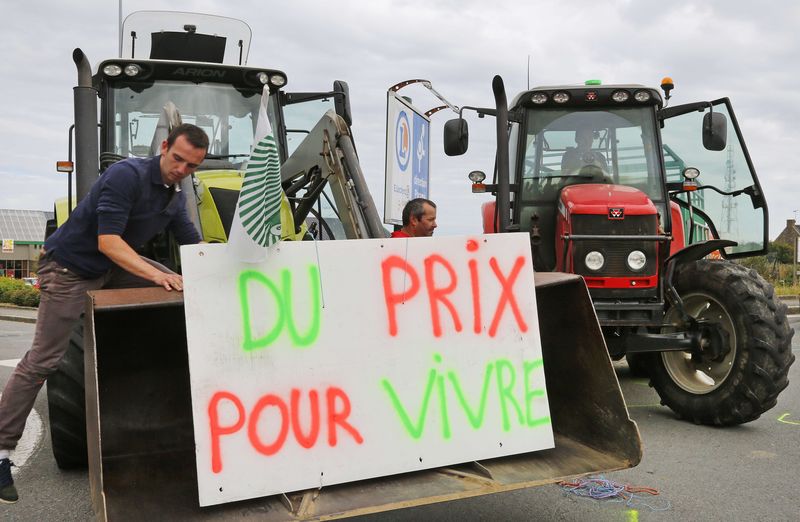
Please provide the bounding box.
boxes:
[227,86,286,262]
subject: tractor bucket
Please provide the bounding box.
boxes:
[84,273,640,521]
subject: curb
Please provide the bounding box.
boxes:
[0,306,38,324]
[780,296,799,316]
[0,314,36,324]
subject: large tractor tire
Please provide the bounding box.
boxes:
[648,259,795,426]
[45,320,88,469]
[625,353,651,378]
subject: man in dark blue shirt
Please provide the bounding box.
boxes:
[0,123,208,504]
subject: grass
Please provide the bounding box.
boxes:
[775,284,800,297]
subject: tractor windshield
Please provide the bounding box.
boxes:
[520,107,664,204]
[108,80,271,168]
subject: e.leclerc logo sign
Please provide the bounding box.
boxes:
[395,110,411,172]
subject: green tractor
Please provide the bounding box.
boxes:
[46,11,383,471]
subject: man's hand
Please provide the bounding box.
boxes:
[153,272,184,292]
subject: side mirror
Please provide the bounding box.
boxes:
[702,111,727,151]
[333,80,352,127]
[444,118,469,156]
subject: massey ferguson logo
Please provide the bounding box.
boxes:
[608,207,625,220]
[172,67,227,79]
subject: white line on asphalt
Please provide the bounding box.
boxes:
[0,359,21,368]
[0,393,44,475]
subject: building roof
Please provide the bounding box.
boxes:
[0,209,53,243]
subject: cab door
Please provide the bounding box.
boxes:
[660,99,768,257]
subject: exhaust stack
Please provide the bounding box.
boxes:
[72,48,99,202]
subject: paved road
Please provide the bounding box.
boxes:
[1,317,798,521]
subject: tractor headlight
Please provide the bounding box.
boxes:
[103,64,122,77]
[552,91,570,104]
[123,64,141,77]
[627,250,647,271]
[634,90,651,102]
[611,90,630,102]
[530,92,548,104]
[682,167,700,180]
[468,170,486,183]
[269,74,286,87]
[256,72,270,84]
[585,251,605,271]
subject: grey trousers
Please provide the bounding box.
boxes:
[0,253,172,450]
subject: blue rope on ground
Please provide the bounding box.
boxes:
[558,475,671,512]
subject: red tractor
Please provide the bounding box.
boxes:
[445,76,794,425]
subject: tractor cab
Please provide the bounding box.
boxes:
[60,11,360,246]
[100,11,286,170]
[451,80,770,294]
[511,85,668,273]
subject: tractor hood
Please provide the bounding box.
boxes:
[559,184,656,217]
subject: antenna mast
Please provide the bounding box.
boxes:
[527,55,531,90]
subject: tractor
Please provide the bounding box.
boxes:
[445,76,795,426]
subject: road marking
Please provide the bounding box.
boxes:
[0,393,44,475]
[0,358,21,368]
[749,450,777,459]
[778,413,800,426]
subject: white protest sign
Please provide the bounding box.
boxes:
[384,92,430,225]
[181,233,553,506]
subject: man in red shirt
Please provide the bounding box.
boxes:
[391,198,437,238]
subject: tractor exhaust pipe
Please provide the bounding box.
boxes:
[492,75,510,233]
[73,48,99,202]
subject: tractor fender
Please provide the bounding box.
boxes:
[665,239,737,271]
[662,239,737,324]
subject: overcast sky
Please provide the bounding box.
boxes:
[1,0,798,239]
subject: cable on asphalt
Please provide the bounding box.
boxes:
[559,475,671,511]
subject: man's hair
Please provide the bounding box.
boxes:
[402,198,436,226]
[166,123,209,151]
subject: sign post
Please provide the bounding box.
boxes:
[383,79,458,226]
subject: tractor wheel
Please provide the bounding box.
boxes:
[625,353,650,378]
[648,259,795,426]
[45,320,88,469]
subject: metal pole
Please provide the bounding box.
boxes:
[794,210,799,287]
[68,125,74,217]
[118,0,123,57]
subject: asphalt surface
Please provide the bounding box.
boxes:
[0,312,798,521]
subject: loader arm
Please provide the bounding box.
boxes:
[282,110,386,239]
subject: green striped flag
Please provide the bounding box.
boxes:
[227,86,285,261]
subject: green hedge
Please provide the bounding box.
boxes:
[0,277,40,307]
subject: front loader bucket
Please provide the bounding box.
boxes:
[85,273,640,521]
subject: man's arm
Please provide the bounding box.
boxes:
[97,234,185,291]
[167,191,203,245]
